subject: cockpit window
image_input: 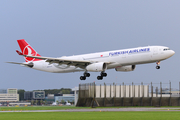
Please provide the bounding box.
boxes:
[163,48,170,51]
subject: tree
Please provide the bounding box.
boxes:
[31,100,34,105]
[44,100,47,105]
[61,89,71,94]
[61,99,65,103]
[33,88,72,96]
[40,99,43,105]
[35,100,38,105]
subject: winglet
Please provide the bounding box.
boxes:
[16,50,23,55]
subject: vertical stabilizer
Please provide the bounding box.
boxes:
[17,39,41,62]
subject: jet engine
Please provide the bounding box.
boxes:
[115,65,136,72]
[86,62,107,72]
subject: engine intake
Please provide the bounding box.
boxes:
[86,62,107,72]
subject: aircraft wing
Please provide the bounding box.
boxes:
[16,50,111,69]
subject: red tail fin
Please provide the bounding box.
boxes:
[17,39,41,62]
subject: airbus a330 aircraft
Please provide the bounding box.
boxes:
[8,39,175,80]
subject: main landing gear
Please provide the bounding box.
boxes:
[80,71,107,80]
[156,61,160,69]
[97,72,107,80]
[80,72,90,80]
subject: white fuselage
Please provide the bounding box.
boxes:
[30,46,175,73]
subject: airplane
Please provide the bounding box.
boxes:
[7,39,175,80]
[65,101,71,106]
[52,102,57,106]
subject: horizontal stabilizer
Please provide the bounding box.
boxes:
[6,62,23,65]
[6,62,34,68]
[16,50,23,55]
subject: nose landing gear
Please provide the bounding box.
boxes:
[156,61,160,69]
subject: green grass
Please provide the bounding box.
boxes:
[0,111,180,120]
[1,105,180,111]
[0,106,90,111]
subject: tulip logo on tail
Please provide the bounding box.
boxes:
[23,45,37,62]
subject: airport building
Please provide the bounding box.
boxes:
[72,87,79,105]
[54,87,79,105]
[55,94,74,103]
[0,88,19,102]
[24,91,45,100]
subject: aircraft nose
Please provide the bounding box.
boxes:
[170,50,175,56]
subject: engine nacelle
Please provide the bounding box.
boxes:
[86,62,107,72]
[115,65,136,72]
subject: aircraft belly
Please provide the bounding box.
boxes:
[52,65,84,73]
[107,63,121,69]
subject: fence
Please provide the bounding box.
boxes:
[76,82,180,107]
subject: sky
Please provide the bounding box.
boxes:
[1,0,180,91]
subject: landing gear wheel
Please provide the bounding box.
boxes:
[97,76,103,80]
[101,73,107,77]
[84,73,90,77]
[80,76,86,80]
[156,66,160,69]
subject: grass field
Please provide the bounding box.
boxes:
[0,106,147,111]
[0,106,88,111]
[0,105,180,111]
[0,111,180,120]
